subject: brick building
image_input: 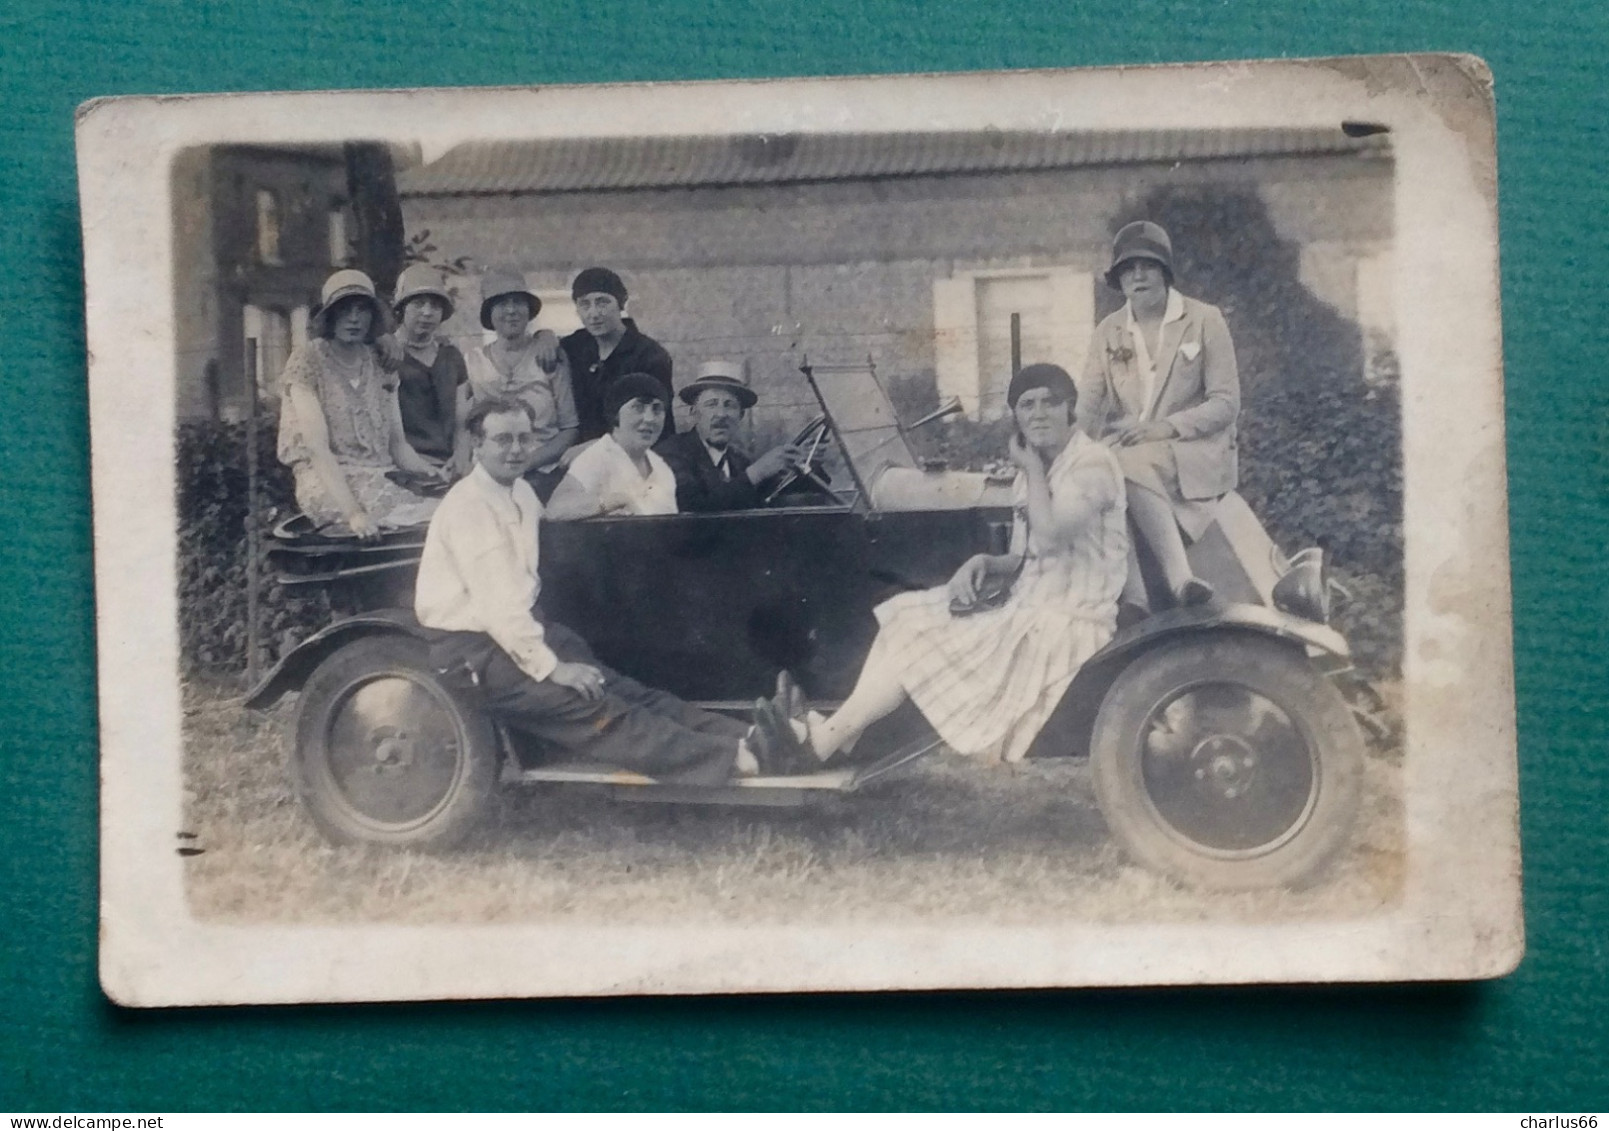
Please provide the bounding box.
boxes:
[171,143,415,421]
[397,129,1392,428]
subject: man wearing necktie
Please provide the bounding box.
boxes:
[654,360,807,512]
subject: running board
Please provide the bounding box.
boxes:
[496,733,938,803]
[503,760,856,795]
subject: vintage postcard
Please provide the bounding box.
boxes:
[80,55,1521,1006]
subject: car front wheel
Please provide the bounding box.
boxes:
[1090,633,1363,890]
[293,634,499,848]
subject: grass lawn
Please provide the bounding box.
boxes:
[181,679,1404,926]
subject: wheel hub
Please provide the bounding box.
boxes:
[368,727,416,772]
[1192,733,1259,799]
[322,673,465,826]
[1139,683,1318,855]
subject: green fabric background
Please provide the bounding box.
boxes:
[2,0,1603,1113]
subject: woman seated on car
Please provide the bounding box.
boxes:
[390,264,470,473]
[544,373,678,519]
[276,269,447,538]
[1077,221,1240,611]
[753,363,1128,768]
[462,267,577,499]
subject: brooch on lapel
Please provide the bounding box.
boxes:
[1106,342,1135,365]
[1179,340,1201,361]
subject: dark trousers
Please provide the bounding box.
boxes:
[428,618,744,786]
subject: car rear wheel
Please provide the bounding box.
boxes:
[293,634,498,848]
[1090,634,1363,890]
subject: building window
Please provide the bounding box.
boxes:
[242,304,292,403]
[328,207,351,266]
[255,189,281,265]
[932,267,1094,419]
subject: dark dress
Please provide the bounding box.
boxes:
[395,341,468,462]
[560,319,674,442]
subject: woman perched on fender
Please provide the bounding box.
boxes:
[1077,221,1241,613]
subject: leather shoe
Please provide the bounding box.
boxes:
[774,669,806,720]
[747,700,791,776]
[1175,577,1215,607]
[755,697,813,775]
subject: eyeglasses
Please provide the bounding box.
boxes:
[483,432,535,448]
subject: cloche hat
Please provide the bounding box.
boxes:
[478,267,542,330]
[603,372,670,426]
[1006,362,1078,410]
[1103,221,1175,290]
[310,269,388,339]
[392,264,456,320]
[571,266,628,305]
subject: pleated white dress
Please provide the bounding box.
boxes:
[871,432,1129,762]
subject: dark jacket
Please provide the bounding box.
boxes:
[561,319,675,442]
[655,427,763,513]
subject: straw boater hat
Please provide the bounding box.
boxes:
[679,359,758,408]
[1103,220,1175,289]
[478,267,542,330]
[310,269,389,339]
[392,264,456,321]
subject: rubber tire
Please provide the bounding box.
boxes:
[294,634,498,849]
[1090,633,1363,890]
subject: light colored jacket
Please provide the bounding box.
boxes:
[1076,292,1240,501]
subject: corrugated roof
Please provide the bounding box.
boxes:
[399,129,1389,196]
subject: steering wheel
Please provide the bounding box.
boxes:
[763,414,845,505]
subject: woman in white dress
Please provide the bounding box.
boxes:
[774,363,1129,767]
[276,270,446,537]
[544,372,679,519]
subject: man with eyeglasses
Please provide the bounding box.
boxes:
[414,396,794,781]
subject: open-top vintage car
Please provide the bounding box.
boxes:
[245,361,1389,890]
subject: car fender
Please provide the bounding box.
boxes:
[1026,603,1350,760]
[242,609,427,710]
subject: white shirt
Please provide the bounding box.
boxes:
[414,463,559,683]
[1122,286,1185,422]
[703,439,732,480]
[564,432,679,515]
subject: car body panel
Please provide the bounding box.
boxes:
[540,503,1011,701]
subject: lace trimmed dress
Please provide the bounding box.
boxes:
[276,340,439,530]
[869,432,1129,762]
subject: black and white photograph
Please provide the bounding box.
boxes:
[80,57,1521,1005]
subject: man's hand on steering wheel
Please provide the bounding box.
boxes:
[764,415,838,503]
[746,442,807,485]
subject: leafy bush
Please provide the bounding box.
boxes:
[177,418,328,678]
